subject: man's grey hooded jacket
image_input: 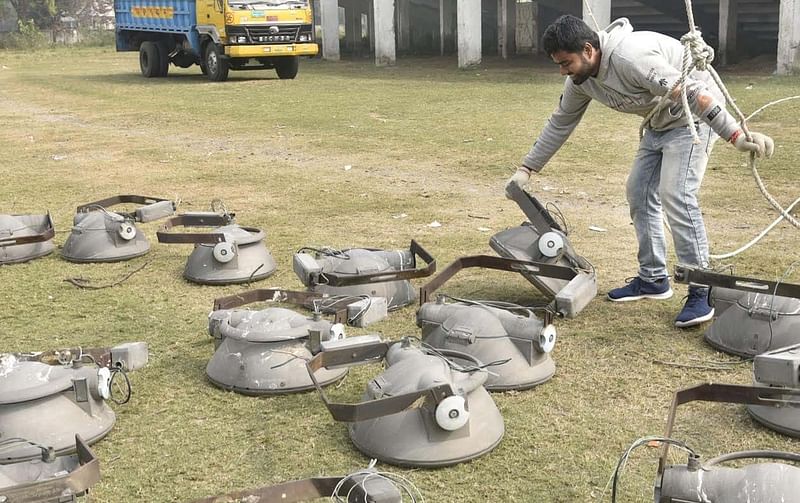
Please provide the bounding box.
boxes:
[523,18,737,172]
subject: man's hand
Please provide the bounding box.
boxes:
[505,167,531,199]
[730,130,774,158]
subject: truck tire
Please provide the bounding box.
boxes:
[275,56,299,79]
[139,42,160,78]
[155,40,170,77]
[204,43,228,82]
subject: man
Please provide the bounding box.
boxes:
[507,15,774,328]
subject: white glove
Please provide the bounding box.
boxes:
[731,130,774,158]
[505,168,531,199]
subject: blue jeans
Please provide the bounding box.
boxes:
[626,123,718,281]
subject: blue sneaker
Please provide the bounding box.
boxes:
[675,287,715,328]
[607,277,673,302]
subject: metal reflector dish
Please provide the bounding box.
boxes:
[417,300,556,391]
[0,360,115,464]
[0,214,55,265]
[0,436,100,503]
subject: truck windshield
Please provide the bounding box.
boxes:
[228,0,309,8]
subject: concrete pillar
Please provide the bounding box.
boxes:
[396,0,411,53]
[582,0,610,31]
[369,0,375,54]
[374,0,396,66]
[777,0,800,74]
[320,0,340,60]
[718,0,738,66]
[497,0,516,58]
[457,0,481,68]
[440,0,456,55]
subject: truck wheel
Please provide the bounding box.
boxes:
[204,43,228,82]
[275,56,299,79]
[155,40,170,77]
[139,42,160,78]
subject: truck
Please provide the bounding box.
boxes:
[113,0,318,81]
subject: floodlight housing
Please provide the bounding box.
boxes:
[307,337,504,467]
[206,289,349,394]
[489,184,596,318]
[292,241,436,311]
[747,344,800,437]
[0,213,55,265]
[61,195,175,262]
[417,297,556,391]
[674,265,800,357]
[157,212,276,285]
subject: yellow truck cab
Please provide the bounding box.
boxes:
[115,0,318,81]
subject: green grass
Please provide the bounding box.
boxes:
[0,47,798,502]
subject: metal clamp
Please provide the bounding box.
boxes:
[674,264,800,299]
[156,213,259,245]
[213,288,348,325]
[0,213,55,247]
[317,240,437,287]
[0,435,100,503]
[658,383,800,475]
[305,340,456,423]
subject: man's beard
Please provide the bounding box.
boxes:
[570,57,594,85]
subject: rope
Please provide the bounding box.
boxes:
[581,0,601,31]
[638,0,800,236]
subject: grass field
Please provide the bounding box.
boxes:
[0,46,798,502]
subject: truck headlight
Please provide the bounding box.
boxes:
[299,34,309,42]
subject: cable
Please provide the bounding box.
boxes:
[109,368,132,405]
[766,261,800,350]
[608,436,697,503]
[330,460,425,503]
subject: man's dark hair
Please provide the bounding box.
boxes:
[542,15,600,56]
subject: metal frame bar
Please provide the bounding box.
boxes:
[674,264,800,299]
[506,182,563,233]
[658,383,800,474]
[419,254,577,312]
[156,213,236,244]
[75,195,171,215]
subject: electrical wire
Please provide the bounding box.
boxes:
[766,261,800,350]
[109,368,132,405]
[607,436,697,503]
[330,459,425,502]
[296,246,350,260]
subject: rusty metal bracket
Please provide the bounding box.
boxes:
[674,264,800,299]
[156,213,245,245]
[0,213,55,247]
[76,195,173,218]
[0,435,100,503]
[213,288,348,325]
[318,240,437,287]
[658,383,800,474]
[419,254,577,315]
[305,340,456,423]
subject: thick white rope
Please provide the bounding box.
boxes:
[638,0,799,233]
[582,0,601,31]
